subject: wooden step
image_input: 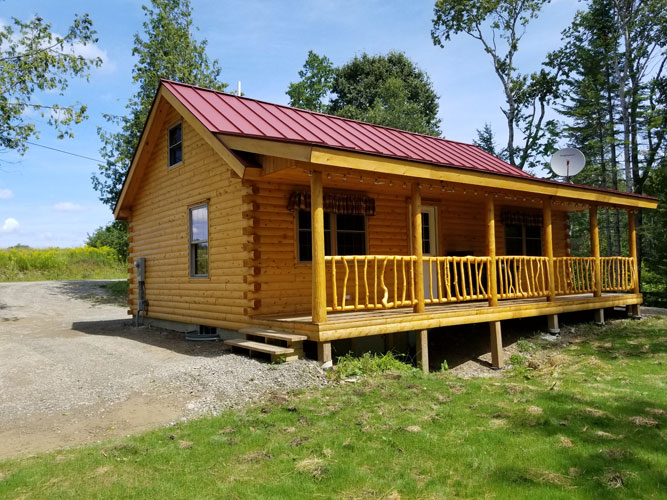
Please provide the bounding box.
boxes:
[239,328,308,343]
[224,338,298,362]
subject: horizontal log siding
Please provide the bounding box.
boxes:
[128,104,252,329]
[248,182,410,317]
[248,182,573,317]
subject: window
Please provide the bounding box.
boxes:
[297,210,366,262]
[505,224,542,256]
[168,123,183,167]
[189,204,209,277]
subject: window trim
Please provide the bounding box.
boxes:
[296,210,367,263]
[167,122,183,168]
[189,202,209,278]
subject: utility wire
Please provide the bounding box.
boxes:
[25,141,104,163]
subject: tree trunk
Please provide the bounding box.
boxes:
[605,65,622,255]
[599,118,612,256]
[613,2,634,192]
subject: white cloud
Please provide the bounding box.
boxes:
[0,188,13,199]
[1,218,20,233]
[53,202,86,212]
[66,38,116,74]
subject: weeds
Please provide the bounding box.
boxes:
[332,351,417,380]
[0,246,126,281]
[508,353,533,379]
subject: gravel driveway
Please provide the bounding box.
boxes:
[0,280,327,458]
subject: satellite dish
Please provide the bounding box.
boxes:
[550,148,586,182]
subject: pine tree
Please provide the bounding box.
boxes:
[92,0,226,207]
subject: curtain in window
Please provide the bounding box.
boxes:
[500,208,543,227]
[287,191,375,216]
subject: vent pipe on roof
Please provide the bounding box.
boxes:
[237,81,242,96]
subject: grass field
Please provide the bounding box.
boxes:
[0,316,665,499]
[0,246,126,282]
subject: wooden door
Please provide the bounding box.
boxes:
[421,206,438,301]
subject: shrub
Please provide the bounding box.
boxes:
[86,221,129,262]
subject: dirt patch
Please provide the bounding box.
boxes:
[0,281,327,459]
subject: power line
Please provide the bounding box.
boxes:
[25,141,104,163]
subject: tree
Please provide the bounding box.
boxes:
[330,52,441,136]
[0,12,101,156]
[92,0,226,207]
[610,0,666,195]
[431,0,560,169]
[555,0,624,255]
[473,123,501,157]
[286,51,335,113]
[286,51,441,136]
[87,220,130,262]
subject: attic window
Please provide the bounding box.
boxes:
[168,123,183,167]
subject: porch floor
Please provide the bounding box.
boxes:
[253,292,642,341]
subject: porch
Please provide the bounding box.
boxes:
[257,291,641,338]
[249,170,643,370]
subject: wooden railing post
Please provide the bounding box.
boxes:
[311,171,327,323]
[543,197,556,302]
[485,196,498,308]
[589,205,602,298]
[628,210,639,294]
[411,184,425,314]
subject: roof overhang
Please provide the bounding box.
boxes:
[308,147,657,209]
[213,134,658,210]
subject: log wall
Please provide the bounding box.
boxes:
[128,103,253,330]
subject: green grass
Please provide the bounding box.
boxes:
[98,280,130,306]
[0,246,126,281]
[1,317,665,499]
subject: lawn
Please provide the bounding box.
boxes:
[1,316,665,499]
[0,246,126,281]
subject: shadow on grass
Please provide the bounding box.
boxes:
[487,317,667,497]
[71,319,230,358]
[427,308,633,370]
[492,389,666,498]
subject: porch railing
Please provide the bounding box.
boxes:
[554,257,596,295]
[423,256,491,304]
[496,256,550,299]
[325,255,417,312]
[601,256,636,292]
[325,254,637,313]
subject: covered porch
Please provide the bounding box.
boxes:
[258,169,643,370]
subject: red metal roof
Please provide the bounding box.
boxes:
[162,80,534,179]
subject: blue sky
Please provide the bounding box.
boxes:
[0,0,581,248]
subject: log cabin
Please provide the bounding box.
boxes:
[114,80,658,370]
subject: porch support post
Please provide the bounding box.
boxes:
[489,321,503,369]
[589,205,604,325]
[485,196,503,368]
[416,330,429,373]
[543,197,559,334]
[411,184,425,314]
[547,314,559,334]
[485,196,498,307]
[317,342,332,363]
[543,197,556,301]
[311,171,327,324]
[589,205,602,298]
[628,210,641,317]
